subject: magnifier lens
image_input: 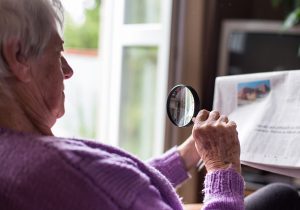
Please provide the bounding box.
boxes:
[166,85,200,127]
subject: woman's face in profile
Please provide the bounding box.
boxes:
[28,32,73,123]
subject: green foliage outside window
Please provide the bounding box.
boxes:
[271,0,300,28]
[64,0,101,49]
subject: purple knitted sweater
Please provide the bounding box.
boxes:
[0,128,244,210]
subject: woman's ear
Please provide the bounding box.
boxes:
[2,38,31,82]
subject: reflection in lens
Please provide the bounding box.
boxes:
[168,86,195,127]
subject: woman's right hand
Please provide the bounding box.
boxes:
[192,110,241,173]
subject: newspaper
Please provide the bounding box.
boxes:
[213,70,300,178]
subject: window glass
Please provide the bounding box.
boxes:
[119,47,158,159]
[124,0,161,24]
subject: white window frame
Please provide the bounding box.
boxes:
[98,0,172,156]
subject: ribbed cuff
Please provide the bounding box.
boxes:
[203,168,244,202]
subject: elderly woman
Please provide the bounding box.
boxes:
[0,0,244,209]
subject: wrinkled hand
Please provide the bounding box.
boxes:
[192,110,241,173]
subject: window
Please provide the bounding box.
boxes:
[54,0,172,160]
[98,0,173,159]
[53,0,101,139]
[124,0,161,24]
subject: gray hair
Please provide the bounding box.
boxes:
[0,0,64,79]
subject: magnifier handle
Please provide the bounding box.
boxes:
[197,160,205,171]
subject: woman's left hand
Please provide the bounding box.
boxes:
[177,135,201,171]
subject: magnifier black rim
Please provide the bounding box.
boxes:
[166,84,200,127]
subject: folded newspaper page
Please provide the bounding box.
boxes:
[213,70,300,178]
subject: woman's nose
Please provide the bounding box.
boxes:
[61,56,74,79]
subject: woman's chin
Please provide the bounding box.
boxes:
[56,94,66,118]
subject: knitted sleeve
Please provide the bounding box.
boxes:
[148,147,190,188]
[202,168,245,210]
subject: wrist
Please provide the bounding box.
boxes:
[177,144,200,171]
[205,161,241,174]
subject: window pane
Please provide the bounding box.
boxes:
[124,0,161,24]
[119,47,158,159]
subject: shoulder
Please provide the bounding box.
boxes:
[42,136,153,208]
[0,132,152,209]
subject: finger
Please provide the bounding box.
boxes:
[195,109,209,122]
[208,110,220,121]
[192,117,196,123]
[217,115,228,123]
[227,120,237,128]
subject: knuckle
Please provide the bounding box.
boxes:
[220,115,228,121]
[210,110,220,117]
[196,109,209,121]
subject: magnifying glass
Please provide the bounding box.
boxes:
[166,84,200,127]
[166,84,205,170]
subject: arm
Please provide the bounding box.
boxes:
[193,110,245,210]
[148,147,190,188]
[203,168,244,210]
[148,134,202,188]
[130,184,175,210]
